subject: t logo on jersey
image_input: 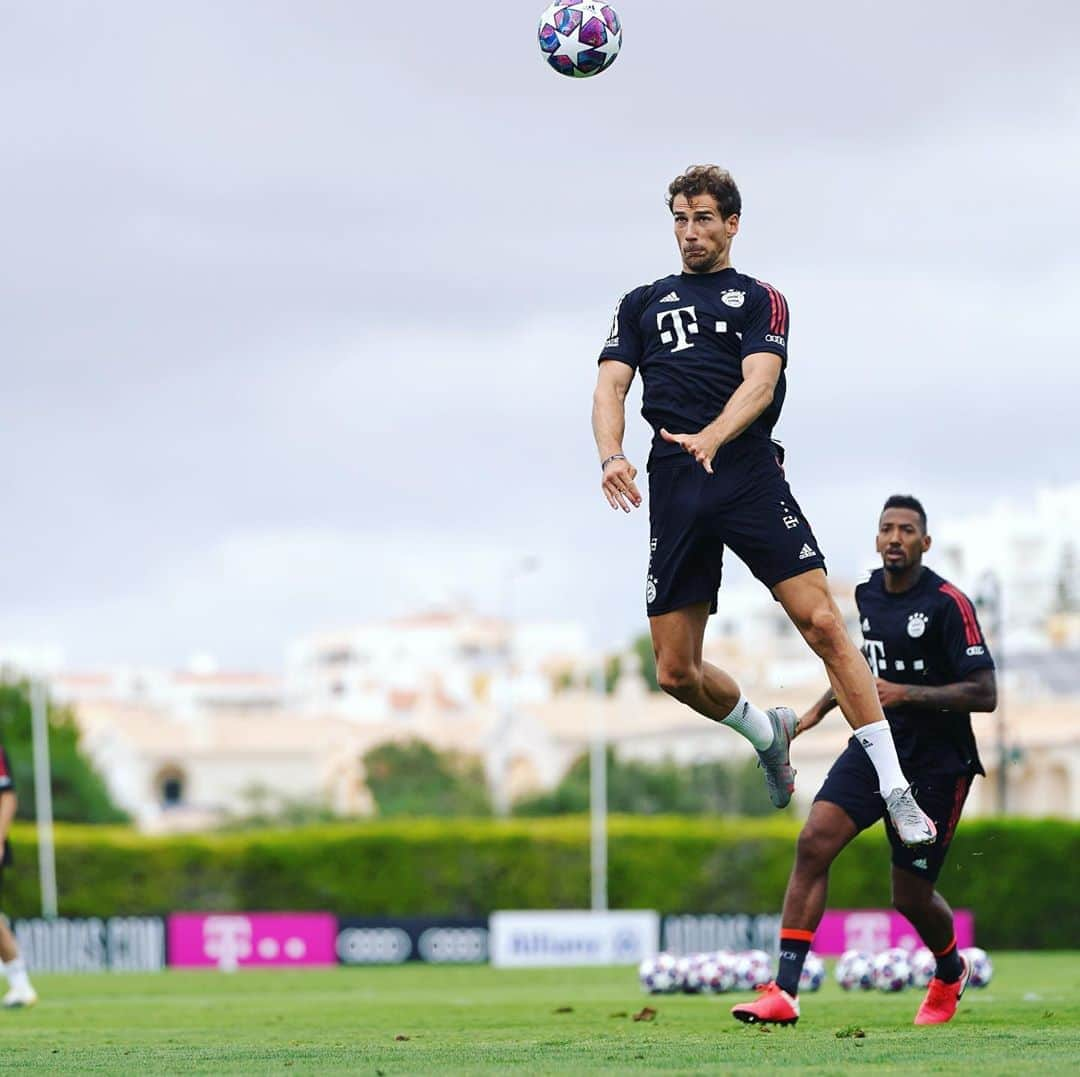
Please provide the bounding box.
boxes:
[656,306,698,352]
[863,639,886,676]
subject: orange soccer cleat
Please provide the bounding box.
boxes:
[914,955,970,1025]
[731,982,800,1026]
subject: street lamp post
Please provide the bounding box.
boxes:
[976,573,1007,814]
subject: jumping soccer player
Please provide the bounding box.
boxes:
[0,740,36,1008]
[731,495,996,1027]
[591,165,935,844]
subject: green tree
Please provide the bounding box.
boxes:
[631,632,660,692]
[0,680,128,823]
[512,749,778,817]
[362,740,492,817]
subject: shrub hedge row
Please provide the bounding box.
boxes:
[5,816,1077,949]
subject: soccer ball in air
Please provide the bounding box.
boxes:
[835,949,875,991]
[638,952,678,994]
[909,947,937,988]
[962,947,994,988]
[799,951,826,992]
[872,948,913,992]
[537,3,622,78]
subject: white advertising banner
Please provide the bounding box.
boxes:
[489,910,659,968]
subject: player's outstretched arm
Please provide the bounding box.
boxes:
[793,687,839,738]
[660,352,782,473]
[593,360,641,512]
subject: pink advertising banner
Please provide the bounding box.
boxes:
[812,909,974,956]
[168,913,338,970]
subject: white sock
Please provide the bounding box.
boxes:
[4,958,31,993]
[855,719,909,795]
[721,695,774,751]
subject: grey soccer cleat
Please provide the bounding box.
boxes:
[884,786,938,847]
[756,706,798,809]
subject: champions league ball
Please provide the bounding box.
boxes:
[698,951,738,994]
[872,948,913,992]
[910,947,937,988]
[799,951,826,993]
[537,3,622,78]
[962,947,994,988]
[638,952,679,994]
[836,949,875,991]
[675,955,698,993]
[732,949,773,991]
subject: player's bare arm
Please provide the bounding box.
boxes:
[793,686,838,738]
[659,352,783,474]
[876,668,997,712]
[592,358,642,512]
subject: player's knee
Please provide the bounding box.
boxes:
[799,605,845,656]
[794,822,835,875]
[656,659,701,699]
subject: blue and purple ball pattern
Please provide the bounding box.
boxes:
[538,3,622,79]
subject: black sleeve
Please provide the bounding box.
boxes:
[598,288,645,372]
[937,583,996,679]
[742,280,789,366]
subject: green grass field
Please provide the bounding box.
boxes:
[2,954,1076,1074]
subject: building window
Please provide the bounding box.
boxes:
[156,767,187,808]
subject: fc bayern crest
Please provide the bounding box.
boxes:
[907,613,928,638]
[721,289,745,308]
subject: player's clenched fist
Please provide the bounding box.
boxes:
[601,456,642,513]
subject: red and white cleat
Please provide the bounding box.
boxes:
[914,955,970,1025]
[731,982,800,1026]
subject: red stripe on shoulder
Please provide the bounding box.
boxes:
[939,583,982,645]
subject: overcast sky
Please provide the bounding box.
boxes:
[1,1,1077,669]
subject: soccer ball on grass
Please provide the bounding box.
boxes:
[835,949,874,991]
[872,948,913,992]
[962,946,994,988]
[638,952,678,994]
[799,951,826,992]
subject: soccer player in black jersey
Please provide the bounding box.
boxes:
[0,741,37,1008]
[591,165,935,844]
[732,495,997,1027]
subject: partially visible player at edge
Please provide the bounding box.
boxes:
[0,740,37,1008]
[591,165,935,845]
[732,495,996,1028]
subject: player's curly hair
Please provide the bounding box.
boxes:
[667,166,741,219]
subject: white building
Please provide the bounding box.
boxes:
[936,484,1080,648]
[285,609,589,721]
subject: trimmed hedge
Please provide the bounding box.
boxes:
[4,816,1077,949]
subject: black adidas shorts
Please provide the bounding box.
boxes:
[645,453,826,617]
[815,738,973,883]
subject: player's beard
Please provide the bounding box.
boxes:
[883,553,910,574]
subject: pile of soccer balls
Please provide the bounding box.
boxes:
[639,946,993,995]
[836,946,994,992]
[638,949,826,995]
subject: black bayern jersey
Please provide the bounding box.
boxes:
[856,567,995,775]
[598,268,789,469]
